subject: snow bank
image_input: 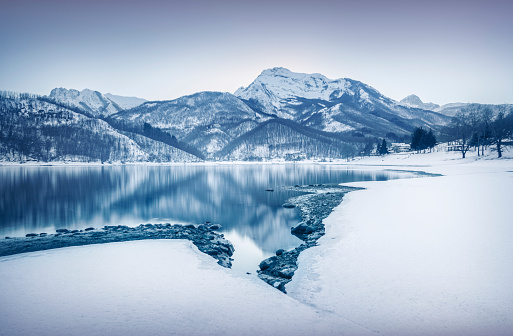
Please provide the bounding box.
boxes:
[287,156,513,335]
[0,240,371,336]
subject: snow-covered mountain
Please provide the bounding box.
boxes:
[217,119,353,160]
[235,67,452,136]
[108,91,267,156]
[0,93,199,163]
[398,94,513,118]
[399,94,440,111]
[7,68,511,162]
[104,93,147,109]
[235,67,379,119]
[48,88,128,117]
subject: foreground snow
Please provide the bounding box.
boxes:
[288,151,513,335]
[1,148,512,335]
[0,240,370,336]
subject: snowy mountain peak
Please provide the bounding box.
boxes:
[234,67,383,119]
[399,94,440,111]
[259,67,328,81]
[400,94,423,106]
[104,93,146,109]
[236,67,337,101]
[48,88,145,117]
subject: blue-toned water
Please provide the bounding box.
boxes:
[0,164,413,271]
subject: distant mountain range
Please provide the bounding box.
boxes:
[48,88,147,117]
[398,93,511,118]
[0,68,509,163]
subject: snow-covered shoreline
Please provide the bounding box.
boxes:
[0,224,235,268]
[1,149,512,335]
[288,150,513,335]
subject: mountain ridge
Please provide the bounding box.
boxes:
[48,88,146,117]
[2,67,510,163]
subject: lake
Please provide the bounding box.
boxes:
[0,164,414,272]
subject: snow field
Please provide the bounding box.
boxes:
[0,240,372,336]
[287,157,513,335]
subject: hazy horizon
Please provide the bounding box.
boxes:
[1,0,512,105]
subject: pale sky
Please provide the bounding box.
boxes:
[1,0,512,105]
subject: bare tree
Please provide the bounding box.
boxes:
[478,108,493,156]
[452,110,472,158]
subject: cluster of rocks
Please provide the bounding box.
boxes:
[257,184,361,293]
[1,223,234,268]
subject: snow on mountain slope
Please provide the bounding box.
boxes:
[104,93,147,109]
[49,88,123,117]
[109,91,267,156]
[236,67,353,102]
[0,94,198,163]
[235,68,452,135]
[112,91,261,131]
[235,67,380,119]
[218,119,354,160]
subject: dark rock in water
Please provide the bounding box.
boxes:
[259,256,277,271]
[291,222,316,235]
[278,267,296,279]
[5,237,11,240]
[84,227,95,231]
[209,224,221,230]
[56,229,70,234]
[258,183,360,293]
[39,233,47,237]
[282,203,296,208]
[205,221,211,224]
[1,223,235,269]
[265,188,274,192]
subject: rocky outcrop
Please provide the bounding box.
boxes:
[257,184,361,292]
[1,223,234,268]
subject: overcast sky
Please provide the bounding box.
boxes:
[1,0,512,104]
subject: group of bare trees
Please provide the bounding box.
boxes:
[449,105,513,158]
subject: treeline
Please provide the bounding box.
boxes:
[105,119,205,159]
[0,91,40,100]
[411,127,437,152]
[0,115,131,163]
[0,91,95,118]
[446,105,513,158]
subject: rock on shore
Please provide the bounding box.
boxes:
[257,184,361,292]
[1,223,235,268]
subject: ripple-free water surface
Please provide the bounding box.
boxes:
[0,164,414,272]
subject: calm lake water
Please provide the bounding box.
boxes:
[0,164,414,272]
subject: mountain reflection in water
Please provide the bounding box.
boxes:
[0,164,412,271]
